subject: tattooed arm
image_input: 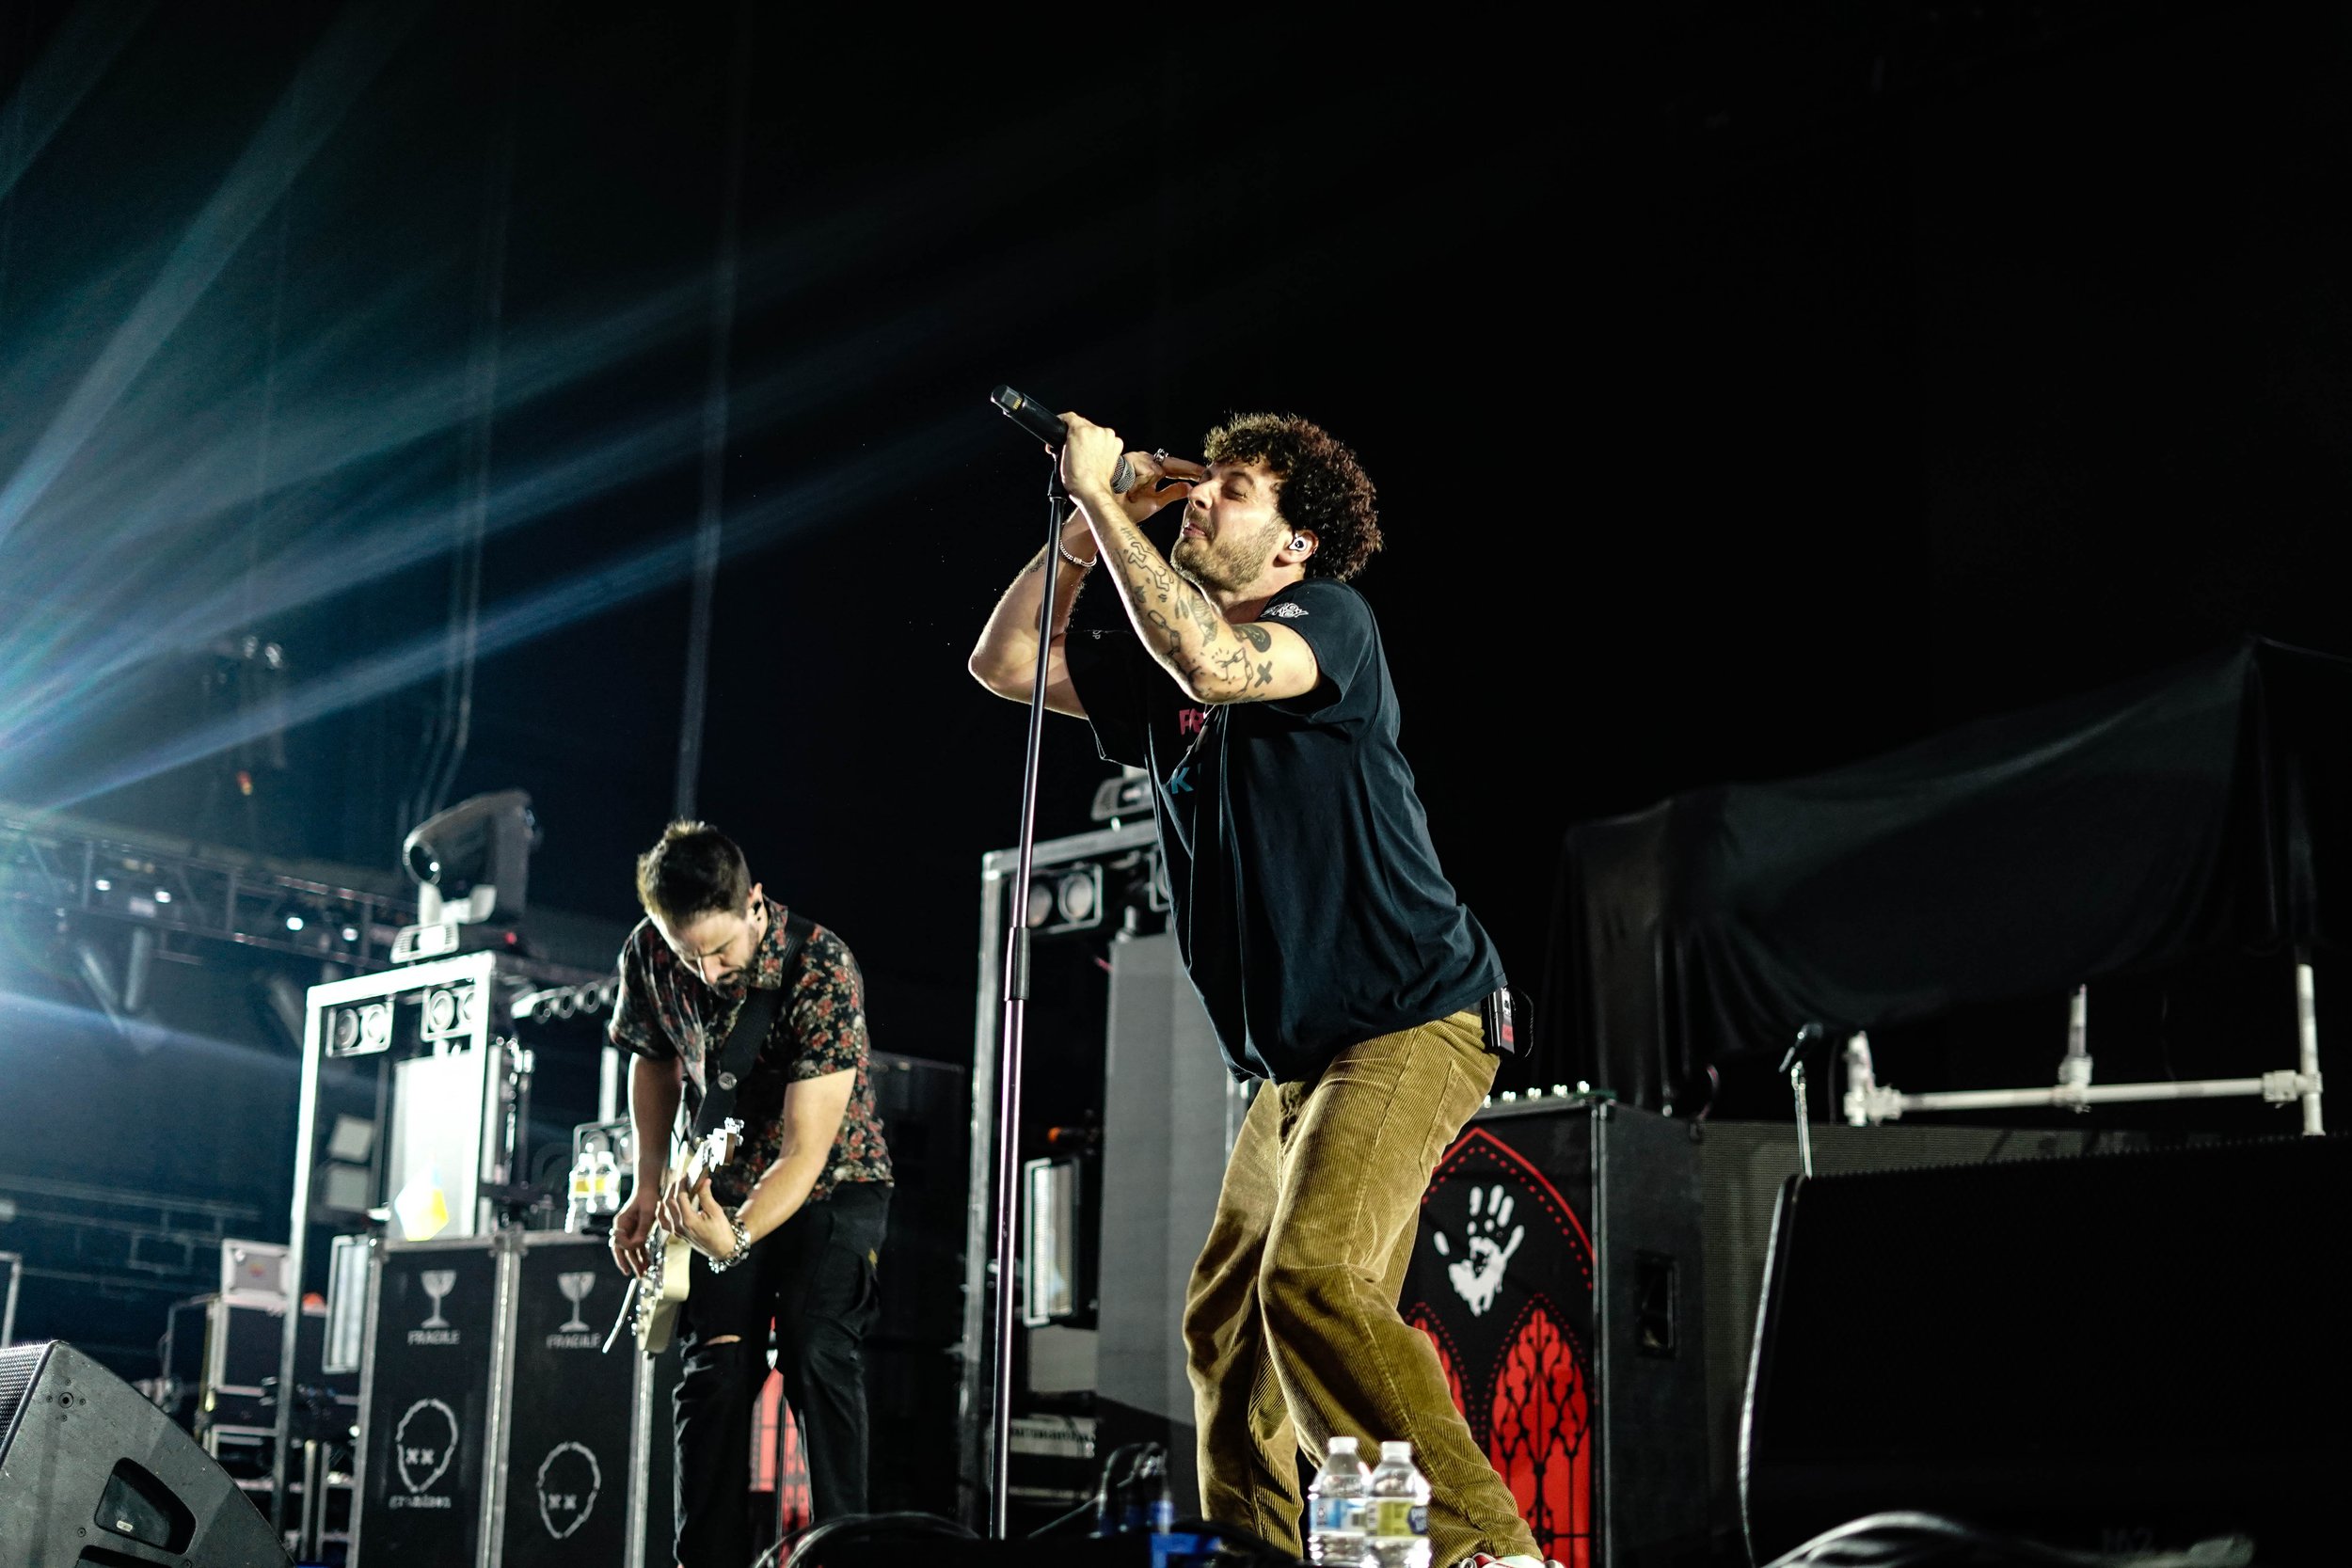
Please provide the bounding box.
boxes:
[1060,418,1322,706]
[967,507,1100,718]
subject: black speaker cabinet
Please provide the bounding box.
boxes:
[1742,1132,2352,1565]
[0,1339,292,1567]
[1696,1120,2137,1539]
[354,1230,657,1567]
[1401,1099,1708,1568]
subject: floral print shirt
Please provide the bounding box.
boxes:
[609,897,892,1207]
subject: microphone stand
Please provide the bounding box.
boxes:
[1782,1022,1824,1180]
[987,456,1066,1538]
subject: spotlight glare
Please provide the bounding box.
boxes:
[153,889,171,904]
[92,878,111,892]
[342,926,360,942]
[286,915,304,932]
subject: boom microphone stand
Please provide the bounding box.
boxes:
[985,453,1068,1538]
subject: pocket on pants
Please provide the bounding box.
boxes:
[832,1186,888,1335]
[850,1247,882,1334]
[1420,1018,1495,1171]
[1420,1054,1467,1173]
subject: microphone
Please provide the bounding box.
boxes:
[1779,1021,1824,1075]
[991,385,1135,493]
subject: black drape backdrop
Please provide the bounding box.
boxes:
[1538,638,2352,1110]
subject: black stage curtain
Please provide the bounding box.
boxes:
[1537,638,2352,1111]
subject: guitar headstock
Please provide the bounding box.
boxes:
[684,1117,745,1184]
[711,1117,743,1168]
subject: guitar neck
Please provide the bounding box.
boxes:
[669,1131,735,1212]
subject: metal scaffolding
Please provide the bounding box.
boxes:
[0,802,416,969]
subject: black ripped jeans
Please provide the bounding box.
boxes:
[670,1180,889,1568]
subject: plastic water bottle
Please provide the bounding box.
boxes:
[1306,1434,1372,1565]
[564,1148,596,1231]
[1147,1452,1176,1534]
[590,1147,621,1209]
[1365,1439,1432,1568]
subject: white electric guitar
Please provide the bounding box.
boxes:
[606,1117,743,1357]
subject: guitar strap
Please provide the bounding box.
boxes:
[691,909,817,1139]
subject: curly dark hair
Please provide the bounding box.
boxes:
[634,819,751,924]
[1201,412,1381,581]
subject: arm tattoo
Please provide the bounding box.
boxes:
[1094,509,1256,698]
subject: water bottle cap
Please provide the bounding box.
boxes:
[1328,1435,1359,1452]
[1380,1440,1413,1461]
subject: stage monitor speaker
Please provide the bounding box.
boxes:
[1696,1119,2138,1539]
[1742,1132,2352,1565]
[1402,1100,1708,1568]
[0,1338,292,1567]
[1093,929,1248,1516]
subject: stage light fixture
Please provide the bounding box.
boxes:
[326,1114,373,1164]
[1056,867,1099,926]
[318,1164,372,1213]
[1089,767,1152,823]
[1022,865,1106,936]
[396,789,535,960]
[326,999,394,1058]
[342,926,359,942]
[285,915,304,932]
[153,889,170,904]
[92,878,111,892]
[420,982,475,1042]
[401,789,533,913]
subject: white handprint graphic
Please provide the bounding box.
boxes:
[1430,1183,1524,1318]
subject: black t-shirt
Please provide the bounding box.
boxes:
[1065,577,1503,1082]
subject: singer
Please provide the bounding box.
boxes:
[968,413,1552,1568]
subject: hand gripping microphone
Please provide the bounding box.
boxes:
[991,385,1135,494]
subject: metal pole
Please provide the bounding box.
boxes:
[0,1250,20,1346]
[2056,984,2091,1108]
[271,995,326,1530]
[600,1042,625,1125]
[988,464,1066,1537]
[1789,1062,1813,1180]
[1782,1023,1820,1180]
[2296,954,2324,1136]
[421,16,515,823]
[672,0,753,820]
[1898,1079,2272,1113]
[298,1438,325,1560]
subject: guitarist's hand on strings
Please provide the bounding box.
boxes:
[659,1169,743,1264]
[610,1188,660,1277]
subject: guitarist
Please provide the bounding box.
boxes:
[606,820,893,1567]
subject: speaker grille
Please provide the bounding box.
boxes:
[0,1340,54,1458]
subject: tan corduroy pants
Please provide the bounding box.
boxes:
[1183,1009,1540,1567]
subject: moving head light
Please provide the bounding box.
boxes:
[395,789,536,960]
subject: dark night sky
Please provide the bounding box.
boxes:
[2,2,2347,1166]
